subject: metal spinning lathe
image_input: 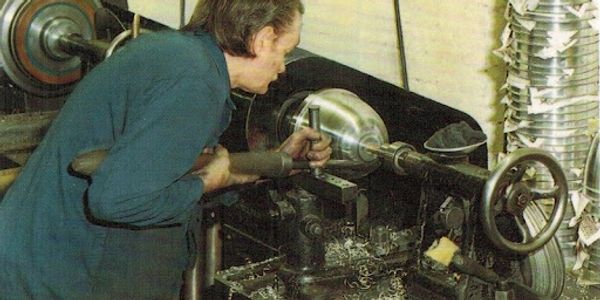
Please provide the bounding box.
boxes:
[246,88,569,298]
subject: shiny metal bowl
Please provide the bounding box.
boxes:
[512,58,599,74]
[526,9,597,20]
[537,0,592,5]
[508,83,598,99]
[534,4,593,14]
[583,134,599,200]
[511,27,599,39]
[514,12,596,23]
[516,126,589,138]
[507,134,593,149]
[513,31,598,47]
[508,117,592,130]
[509,66,598,81]
[508,131,592,146]
[509,110,595,123]
[511,48,598,66]
[512,44,598,60]
[507,94,598,107]
[511,18,594,31]
[287,89,389,177]
[247,88,389,179]
[509,71,598,87]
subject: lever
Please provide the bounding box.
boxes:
[70,149,362,179]
[308,105,323,177]
[71,149,297,178]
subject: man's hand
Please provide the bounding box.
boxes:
[193,145,259,193]
[277,127,332,168]
[195,128,332,193]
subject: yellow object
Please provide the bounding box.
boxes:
[424,236,460,267]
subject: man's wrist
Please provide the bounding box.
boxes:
[197,172,216,193]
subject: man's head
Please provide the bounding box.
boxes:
[183,0,303,94]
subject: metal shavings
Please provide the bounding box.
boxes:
[324,237,374,267]
[226,281,244,300]
[217,257,284,299]
[224,269,284,300]
[222,221,412,299]
[343,259,389,291]
[343,262,374,290]
[383,269,408,299]
[579,214,600,246]
[509,0,540,15]
[342,268,408,299]
[248,285,284,300]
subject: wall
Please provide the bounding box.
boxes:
[126,0,199,28]
[299,0,508,165]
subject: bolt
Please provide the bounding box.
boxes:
[517,194,530,207]
[306,222,323,238]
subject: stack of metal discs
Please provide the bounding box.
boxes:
[584,134,599,280]
[504,0,599,268]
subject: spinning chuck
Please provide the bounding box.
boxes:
[0,0,103,96]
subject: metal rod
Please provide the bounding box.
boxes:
[58,34,110,60]
[291,159,366,170]
[308,105,323,176]
[394,0,410,91]
[182,216,204,300]
[180,0,186,29]
[222,224,280,253]
[132,14,141,39]
[204,211,222,288]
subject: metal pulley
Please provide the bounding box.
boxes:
[0,0,102,96]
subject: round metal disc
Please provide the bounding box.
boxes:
[0,0,101,96]
[522,202,565,299]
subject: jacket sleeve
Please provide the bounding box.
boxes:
[86,77,226,227]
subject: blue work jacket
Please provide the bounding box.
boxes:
[0,30,234,299]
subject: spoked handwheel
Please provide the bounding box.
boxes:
[481,148,568,255]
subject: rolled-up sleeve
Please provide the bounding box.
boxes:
[87,77,226,227]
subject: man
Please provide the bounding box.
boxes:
[0,0,330,298]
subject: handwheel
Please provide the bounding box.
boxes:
[481,148,568,255]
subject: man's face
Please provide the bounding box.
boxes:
[239,12,301,94]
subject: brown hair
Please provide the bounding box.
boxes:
[182,0,304,57]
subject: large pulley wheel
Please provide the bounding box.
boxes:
[521,203,565,299]
[0,0,101,96]
[481,148,568,255]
